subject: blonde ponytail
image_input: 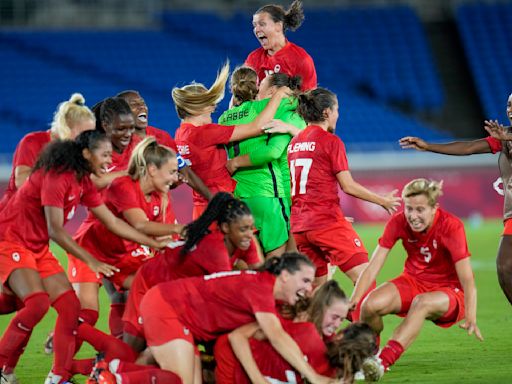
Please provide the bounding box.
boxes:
[50,93,95,140]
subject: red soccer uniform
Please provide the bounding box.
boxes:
[142,271,277,342]
[175,122,235,207]
[109,135,142,172]
[215,320,334,384]
[379,208,470,289]
[123,231,234,338]
[287,125,349,233]
[245,41,317,91]
[0,131,51,210]
[146,125,177,151]
[69,175,168,286]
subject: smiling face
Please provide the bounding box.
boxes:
[321,299,349,337]
[123,92,149,131]
[404,194,437,233]
[222,214,255,251]
[277,264,315,305]
[148,157,179,193]
[103,113,135,153]
[84,139,113,177]
[253,12,283,53]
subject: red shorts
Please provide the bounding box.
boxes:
[503,218,512,236]
[390,273,465,328]
[140,286,194,347]
[68,249,149,288]
[214,334,241,384]
[293,220,368,277]
[122,272,149,339]
[0,241,64,284]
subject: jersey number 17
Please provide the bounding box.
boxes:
[290,158,313,196]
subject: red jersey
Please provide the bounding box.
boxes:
[379,208,470,288]
[175,122,235,206]
[0,170,102,253]
[74,175,167,264]
[146,125,177,151]
[0,131,51,209]
[287,125,349,232]
[245,41,317,91]
[110,135,142,172]
[230,238,261,267]
[156,271,277,341]
[236,320,334,384]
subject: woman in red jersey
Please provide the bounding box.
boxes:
[284,88,400,322]
[120,192,262,353]
[246,0,317,91]
[0,93,95,211]
[67,137,183,333]
[102,253,333,384]
[173,62,290,219]
[350,179,482,382]
[0,130,164,384]
[399,94,512,306]
[215,281,376,384]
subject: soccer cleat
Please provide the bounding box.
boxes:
[361,355,385,382]
[89,353,116,384]
[0,371,19,384]
[44,331,54,355]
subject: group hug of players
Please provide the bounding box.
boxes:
[3,0,512,383]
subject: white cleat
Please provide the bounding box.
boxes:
[1,372,20,384]
[361,355,385,382]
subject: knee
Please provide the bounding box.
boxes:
[361,293,386,318]
[409,295,432,314]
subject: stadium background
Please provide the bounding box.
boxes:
[0,0,507,226]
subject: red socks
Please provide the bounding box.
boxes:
[109,303,125,339]
[379,339,405,369]
[78,322,137,362]
[0,292,23,314]
[51,290,81,379]
[0,292,49,369]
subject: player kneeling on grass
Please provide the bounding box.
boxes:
[350,178,483,381]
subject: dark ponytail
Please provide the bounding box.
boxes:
[33,130,109,181]
[256,0,304,32]
[297,88,337,123]
[326,323,376,382]
[180,192,252,255]
[262,252,314,276]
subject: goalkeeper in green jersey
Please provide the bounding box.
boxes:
[219,67,305,257]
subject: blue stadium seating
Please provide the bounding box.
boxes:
[456,3,512,125]
[0,5,451,155]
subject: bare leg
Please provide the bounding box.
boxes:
[72,282,99,311]
[361,282,402,334]
[496,235,512,305]
[150,339,196,384]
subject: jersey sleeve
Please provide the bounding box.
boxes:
[14,135,45,168]
[378,214,401,249]
[80,176,104,208]
[444,218,471,263]
[249,133,290,166]
[485,136,502,153]
[40,172,71,208]
[330,137,349,174]
[202,243,232,274]
[298,56,317,91]
[196,124,235,147]
[245,278,277,314]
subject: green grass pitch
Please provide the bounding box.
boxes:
[1,219,511,383]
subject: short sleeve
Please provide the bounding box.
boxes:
[40,172,71,208]
[330,137,349,174]
[107,178,139,212]
[378,214,402,249]
[14,134,47,168]
[485,136,502,154]
[195,124,235,148]
[80,176,104,208]
[298,56,317,91]
[444,219,471,263]
[245,274,277,314]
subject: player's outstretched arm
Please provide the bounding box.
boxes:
[484,120,512,141]
[455,258,484,341]
[399,136,491,155]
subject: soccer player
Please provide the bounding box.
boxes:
[350,178,483,381]
[67,137,183,337]
[220,67,305,257]
[286,88,400,307]
[116,90,211,201]
[399,96,512,305]
[215,280,376,384]
[122,192,263,353]
[246,0,317,91]
[0,93,95,212]
[173,62,290,219]
[104,253,333,384]
[0,130,164,384]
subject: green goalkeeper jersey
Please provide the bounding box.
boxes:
[218,97,306,199]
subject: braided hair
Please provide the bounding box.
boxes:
[180,192,252,255]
